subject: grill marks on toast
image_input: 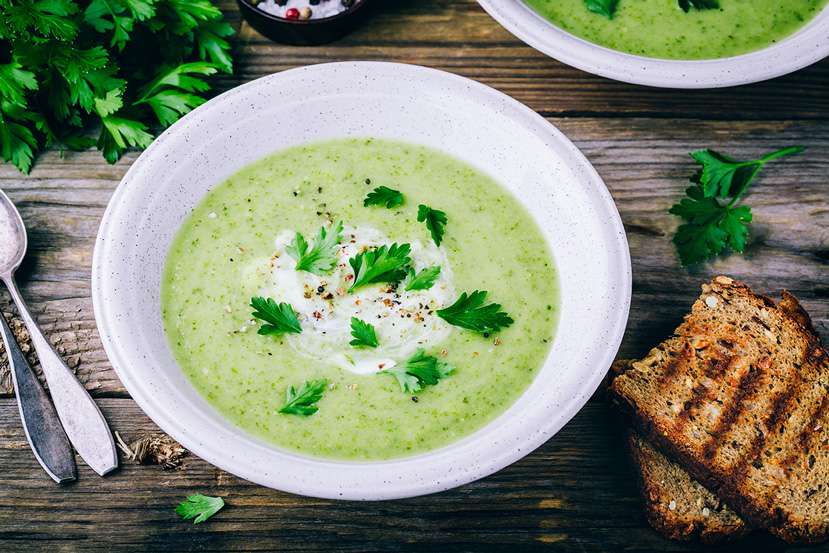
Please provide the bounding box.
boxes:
[610,277,829,543]
[699,356,761,463]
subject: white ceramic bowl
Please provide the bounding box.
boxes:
[477,0,829,89]
[92,62,631,499]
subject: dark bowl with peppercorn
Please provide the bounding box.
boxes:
[237,0,372,45]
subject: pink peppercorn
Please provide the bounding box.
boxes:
[285,7,300,19]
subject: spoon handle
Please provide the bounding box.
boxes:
[3,277,118,476]
[0,310,76,483]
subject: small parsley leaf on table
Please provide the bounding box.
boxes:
[585,0,618,18]
[364,186,404,208]
[404,266,441,291]
[678,0,719,12]
[286,220,343,275]
[175,494,225,524]
[250,297,302,335]
[350,317,379,348]
[382,350,454,394]
[417,204,447,247]
[437,291,514,335]
[279,379,328,416]
[691,146,804,199]
[348,243,412,291]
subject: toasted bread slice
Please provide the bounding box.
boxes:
[613,361,750,542]
[610,276,829,543]
[628,433,750,543]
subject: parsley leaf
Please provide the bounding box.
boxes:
[364,186,404,209]
[0,62,38,107]
[175,494,225,524]
[437,290,514,335]
[279,379,328,416]
[417,204,447,247]
[348,243,412,292]
[134,62,218,127]
[678,0,719,12]
[404,266,441,291]
[670,184,752,265]
[250,297,302,335]
[0,114,37,174]
[670,146,804,265]
[691,146,804,199]
[585,0,618,18]
[382,349,454,394]
[286,220,343,276]
[349,317,379,348]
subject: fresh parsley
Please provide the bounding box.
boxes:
[417,204,447,247]
[404,266,441,291]
[364,186,404,209]
[670,184,751,266]
[678,0,719,11]
[0,0,234,173]
[348,243,412,291]
[382,349,454,394]
[250,297,302,335]
[585,0,618,18]
[690,146,804,199]
[278,379,328,416]
[669,146,804,265]
[349,317,379,348]
[437,291,514,335]
[286,220,343,275]
[175,494,225,524]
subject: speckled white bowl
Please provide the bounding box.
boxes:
[92,62,630,499]
[477,0,829,88]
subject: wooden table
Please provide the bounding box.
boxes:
[1,1,827,551]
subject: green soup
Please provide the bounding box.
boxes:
[524,0,828,59]
[162,139,558,460]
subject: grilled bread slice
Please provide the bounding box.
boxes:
[612,361,750,542]
[610,276,829,543]
[628,432,750,543]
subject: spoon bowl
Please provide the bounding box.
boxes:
[0,189,27,276]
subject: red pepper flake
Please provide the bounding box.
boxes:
[312,311,323,320]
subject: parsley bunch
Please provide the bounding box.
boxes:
[0,0,234,173]
[669,146,804,265]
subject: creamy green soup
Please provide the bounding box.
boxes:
[162,139,558,460]
[524,0,828,59]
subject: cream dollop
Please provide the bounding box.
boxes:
[257,225,454,375]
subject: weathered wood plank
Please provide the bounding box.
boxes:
[0,118,826,396]
[0,399,806,552]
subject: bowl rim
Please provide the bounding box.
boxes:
[92,61,632,499]
[476,0,829,89]
[238,0,368,24]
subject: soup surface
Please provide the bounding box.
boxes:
[162,139,558,460]
[524,0,828,60]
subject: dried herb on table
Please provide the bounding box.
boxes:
[115,431,187,470]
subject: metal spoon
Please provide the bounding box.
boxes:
[0,189,118,476]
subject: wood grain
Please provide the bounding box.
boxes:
[0,0,827,550]
[0,399,813,552]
